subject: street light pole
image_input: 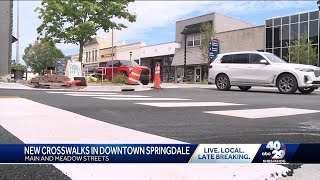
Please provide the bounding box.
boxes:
[16,0,19,64]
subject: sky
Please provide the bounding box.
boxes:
[12,0,318,64]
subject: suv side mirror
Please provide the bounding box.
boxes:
[260,60,268,65]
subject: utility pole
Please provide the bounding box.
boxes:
[183,28,187,82]
[111,28,114,80]
[16,0,19,64]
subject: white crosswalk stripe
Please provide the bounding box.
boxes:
[65,94,149,97]
[46,91,190,101]
[204,107,320,119]
[136,102,245,107]
[94,97,191,101]
[46,91,118,95]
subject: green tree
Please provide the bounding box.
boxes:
[199,22,216,64]
[199,22,216,80]
[285,33,318,66]
[35,0,136,63]
[23,41,65,74]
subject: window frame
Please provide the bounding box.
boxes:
[187,34,194,47]
[194,33,201,46]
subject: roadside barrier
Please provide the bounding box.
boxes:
[127,67,141,85]
[154,62,161,89]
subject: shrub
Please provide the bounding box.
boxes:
[12,63,27,71]
[111,74,127,84]
[85,75,97,83]
[201,79,208,84]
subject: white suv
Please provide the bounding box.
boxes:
[208,51,320,94]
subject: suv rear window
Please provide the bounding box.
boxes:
[221,55,233,63]
[221,54,249,64]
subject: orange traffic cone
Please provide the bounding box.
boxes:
[154,62,161,89]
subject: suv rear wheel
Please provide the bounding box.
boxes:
[238,86,251,91]
[277,74,298,94]
[298,87,315,94]
[215,74,231,91]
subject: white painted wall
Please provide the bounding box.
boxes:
[116,42,145,61]
[140,42,179,58]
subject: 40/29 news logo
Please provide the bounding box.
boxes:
[262,140,286,163]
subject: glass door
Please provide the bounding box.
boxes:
[195,67,201,83]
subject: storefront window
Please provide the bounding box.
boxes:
[309,20,318,44]
[310,11,319,20]
[291,15,299,23]
[274,18,281,26]
[291,23,298,43]
[313,45,318,64]
[300,22,308,36]
[281,48,289,62]
[274,48,281,57]
[300,13,308,22]
[273,26,281,48]
[266,49,273,53]
[164,57,173,66]
[282,16,289,25]
[266,28,273,48]
[266,19,273,27]
[282,25,290,47]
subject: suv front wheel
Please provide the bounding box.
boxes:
[276,74,298,94]
[215,74,231,91]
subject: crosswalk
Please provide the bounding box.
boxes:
[46,91,320,119]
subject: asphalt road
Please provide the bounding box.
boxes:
[1,87,320,179]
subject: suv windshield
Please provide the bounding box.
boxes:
[121,61,139,66]
[263,53,287,63]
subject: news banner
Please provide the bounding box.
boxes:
[0,141,319,163]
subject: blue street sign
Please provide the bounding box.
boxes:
[208,39,220,59]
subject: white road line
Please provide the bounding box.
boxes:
[65,94,149,97]
[94,97,191,101]
[136,102,245,107]
[0,98,289,180]
[46,91,118,95]
[204,107,320,119]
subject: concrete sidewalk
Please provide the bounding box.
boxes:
[0,82,32,90]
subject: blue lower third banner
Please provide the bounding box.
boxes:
[0,142,319,163]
